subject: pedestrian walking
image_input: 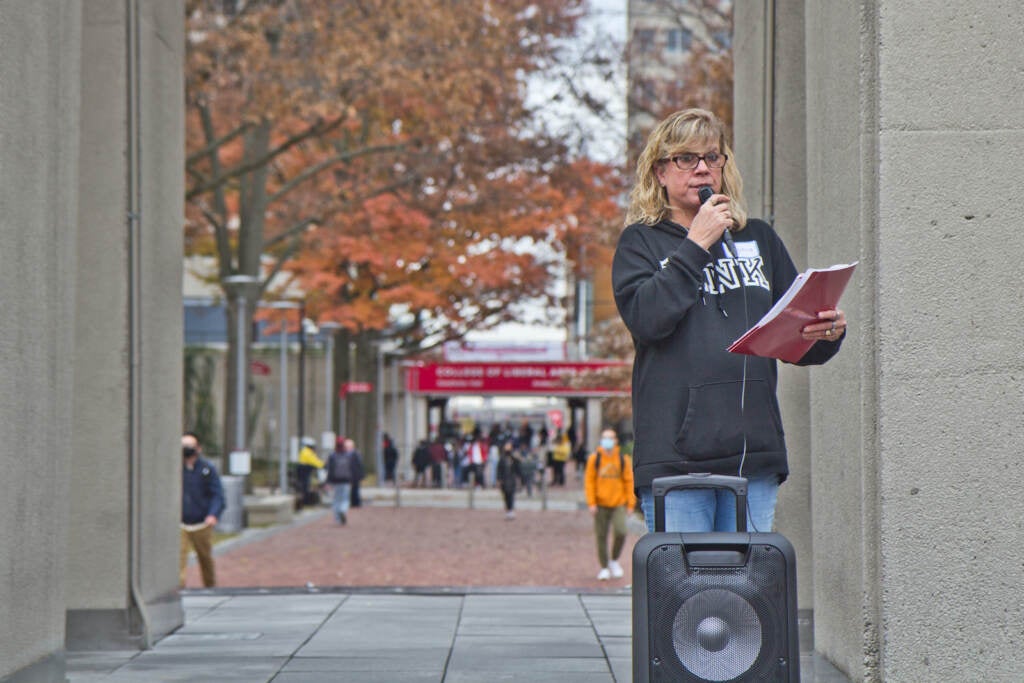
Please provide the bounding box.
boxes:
[180,431,225,587]
[551,429,571,487]
[519,448,538,498]
[486,437,500,489]
[341,438,365,508]
[496,441,521,520]
[296,436,324,509]
[412,438,431,488]
[466,428,487,488]
[585,429,635,581]
[326,437,360,525]
[382,433,398,483]
[428,437,447,488]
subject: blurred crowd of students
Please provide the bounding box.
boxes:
[410,421,587,495]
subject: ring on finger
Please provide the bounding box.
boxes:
[825,329,832,337]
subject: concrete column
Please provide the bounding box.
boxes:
[802,2,873,676]
[733,1,815,642]
[65,0,185,650]
[583,397,607,463]
[0,5,81,681]
[739,1,1024,680]
[858,2,1023,679]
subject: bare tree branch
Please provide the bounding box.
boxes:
[261,236,304,294]
[265,142,408,206]
[186,120,253,167]
[263,217,321,250]
[186,115,347,200]
[198,101,234,275]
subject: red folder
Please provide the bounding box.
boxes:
[728,262,857,363]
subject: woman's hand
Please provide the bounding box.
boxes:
[802,309,847,342]
[687,193,732,251]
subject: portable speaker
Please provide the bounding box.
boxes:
[632,474,799,682]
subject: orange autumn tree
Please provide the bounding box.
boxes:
[291,158,626,345]
[185,0,624,453]
[284,150,624,453]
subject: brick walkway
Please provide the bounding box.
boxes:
[185,492,640,591]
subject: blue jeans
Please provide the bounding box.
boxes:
[639,475,779,533]
[332,482,352,522]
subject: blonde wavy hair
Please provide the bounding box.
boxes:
[625,108,748,230]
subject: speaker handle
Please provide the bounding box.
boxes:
[652,474,748,532]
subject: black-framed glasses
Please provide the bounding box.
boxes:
[661,152,728,170]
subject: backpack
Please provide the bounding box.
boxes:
[595,449,625,475]
[329,452,353,482]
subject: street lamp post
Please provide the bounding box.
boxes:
[374,340,406,504]
[222,274,261,470]
[375,342,386,485]
[402,361,413,507]
[318,322,344,443]
[265,300,301,493]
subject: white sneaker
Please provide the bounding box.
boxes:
[608,560,624,578]
[597,567,611,581]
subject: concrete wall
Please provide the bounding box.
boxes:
[125,2,186,629]
[65,0,185,650]
[803,2,872,677]
[0,5,81,681]
[869,1,1024,679]
[737,1,1024,680]
[0,2,184,678]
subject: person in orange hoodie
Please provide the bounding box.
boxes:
[585,428,636,580]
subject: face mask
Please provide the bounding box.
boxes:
[183,446,197,458]
[600,438,615,450]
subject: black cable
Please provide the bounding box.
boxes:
[732,246,755,532]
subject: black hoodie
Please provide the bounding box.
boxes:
[612,218,842,488]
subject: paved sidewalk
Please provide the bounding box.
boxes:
[68,591,631,683]
[67,485,850,681]
[66,591,849,682]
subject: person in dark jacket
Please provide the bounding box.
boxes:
[613,108,848,534]
[180,431,225,587]
[496,441,522,520]
[342,438,365,507]
[411,439,431,488]
[326,436,362,525]
[428,438,447,488]
[382,433,399,483]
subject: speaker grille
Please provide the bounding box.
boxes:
[645,542,790,682]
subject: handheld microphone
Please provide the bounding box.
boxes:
[699,185,735,258]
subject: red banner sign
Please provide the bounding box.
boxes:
[339,381,373,397]
[405,361,629,396]
[250,360,271,376]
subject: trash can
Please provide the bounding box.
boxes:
[217,475,245,533]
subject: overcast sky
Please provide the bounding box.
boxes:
[469,1,628,345]
[522,0,628,164]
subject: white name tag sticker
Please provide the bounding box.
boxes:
[734,240,760,259]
